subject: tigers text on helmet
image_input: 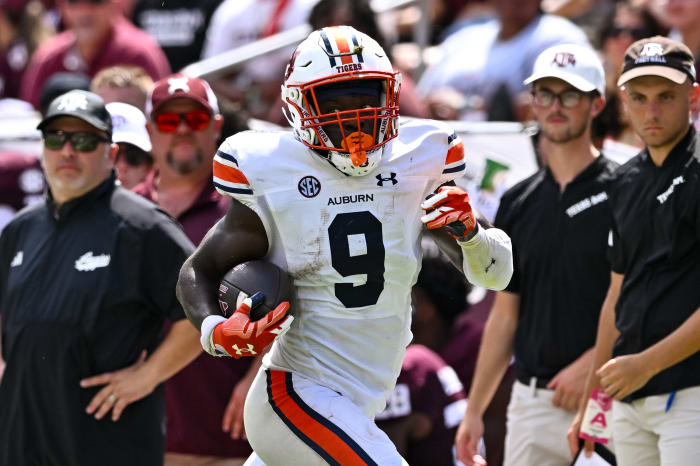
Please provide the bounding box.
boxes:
[281,26,401,176]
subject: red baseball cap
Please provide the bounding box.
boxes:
[146,73,219,118]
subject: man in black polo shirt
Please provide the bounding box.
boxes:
[569,37,700,465]
[456,44,618,466]
[0,90,202,465]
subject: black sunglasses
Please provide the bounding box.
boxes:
[608,26,650,41]
[116,143,153,167]
[43,130,110,152]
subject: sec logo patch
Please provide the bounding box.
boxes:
[298,176,321,198]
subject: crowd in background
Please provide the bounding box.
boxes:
[1,0,699,465]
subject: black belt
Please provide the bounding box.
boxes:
[516,373,551,389]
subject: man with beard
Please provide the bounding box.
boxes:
[455,44,618,466]
[136,73,255,465]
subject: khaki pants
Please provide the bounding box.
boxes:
[504,380,575,466]
[165,452,247,466]
[612,385,700,466]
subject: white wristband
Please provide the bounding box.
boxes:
[458,226,513,291]
[200,315,227,356]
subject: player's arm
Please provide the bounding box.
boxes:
[423,183,513,290]
[177,199,292,359]
[568,271,622,458]
[177,198,268,331]
[456,290,519,465]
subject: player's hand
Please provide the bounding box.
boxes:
[421,186,476,240]
[81,350,157,421]
[211,292,293,359]
[567,411,594,459]
[455,411,487,465]
[597,354,653,400]
[547,356,588,412]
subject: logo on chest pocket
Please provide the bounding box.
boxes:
[75,252,111,272]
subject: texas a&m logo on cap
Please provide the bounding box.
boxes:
[57,91,89,112]
[168,76,191,95]
[640,43,664,57]
[552,52,576,68]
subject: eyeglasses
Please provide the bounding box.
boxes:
[154,110,211,133]
[116,143,153,167]
[43,130,110,152]
[532,88,588,109]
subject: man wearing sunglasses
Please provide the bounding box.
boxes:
[137,73,256,466]
[0,90,202,466]
[456,44,619,466]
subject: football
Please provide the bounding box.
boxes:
[218,260,294,322]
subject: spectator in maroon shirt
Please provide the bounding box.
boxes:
[376,344,469,466]
[412,243,513,466]
[0,150,45,232]
[0,0,54,99]
[134,73,254,466]
[20,0,170,109]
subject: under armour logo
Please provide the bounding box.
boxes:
[56,92,88,112]
[376,172,398,186]
[168,76,190,95]
[552,52,576,67]
[485,258,496,274]
[231,344,257,356]
[640,43,664,57]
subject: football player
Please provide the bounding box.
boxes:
[177,26,512,465]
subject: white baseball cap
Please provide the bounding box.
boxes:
[524,44,606,98]
[106,102,152,152]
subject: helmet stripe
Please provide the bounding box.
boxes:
[334,34,354,65]
[319,30,337,67]
[351,35,364,63]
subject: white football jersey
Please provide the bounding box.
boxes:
[213,119,466,417]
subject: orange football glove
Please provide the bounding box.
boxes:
[210,292,293,358]
[420,186,477,240]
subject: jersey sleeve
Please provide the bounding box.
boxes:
[212,135,275,242]
[440,130,467,185]
[213,137,255,198]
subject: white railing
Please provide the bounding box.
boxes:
[181,0,430,80]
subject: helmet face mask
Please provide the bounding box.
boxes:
[282,26,401,176]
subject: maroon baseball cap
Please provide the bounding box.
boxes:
[145,73,219,118]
